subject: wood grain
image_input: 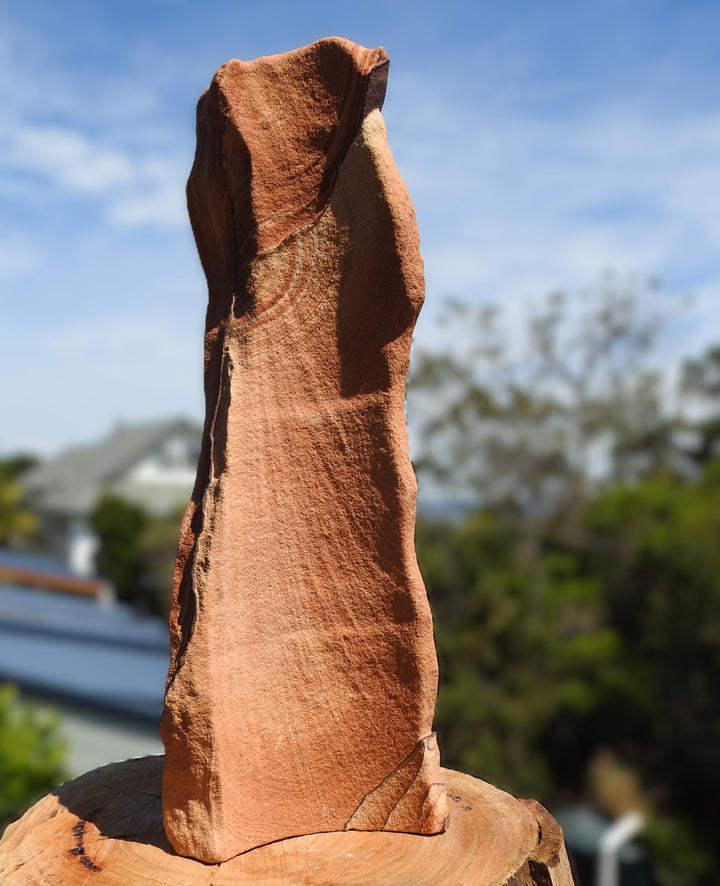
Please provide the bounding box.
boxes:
[0,756,574,884]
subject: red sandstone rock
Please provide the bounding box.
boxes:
[160,37,447,863]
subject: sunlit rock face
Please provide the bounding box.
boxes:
[160,37,447,864]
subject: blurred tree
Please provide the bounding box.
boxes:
[408,273,682,536]
[0,456,39,547]
[0,455,40,480]
[416,467,718,884]
[91,494,147,604]
[0,683,66,831]
[410,277,719,883]
[136,505,184,616]
[585,462,720,877]
[418,511,640,798]
[680,345,720,465]
[91,495,183,614]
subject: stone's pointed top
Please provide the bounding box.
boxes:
[215,37,388,82]
[189,38,389,293]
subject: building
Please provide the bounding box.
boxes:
[0,549,167,776]
[22,419,201,576]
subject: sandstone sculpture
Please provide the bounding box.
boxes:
[159,37,448,863]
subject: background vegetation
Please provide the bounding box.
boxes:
[91,495,183,615]
[0,684,66,833]
[410,275,719,885]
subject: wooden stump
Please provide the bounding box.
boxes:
[0,756,574,884]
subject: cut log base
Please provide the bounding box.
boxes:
[0,756,574,885]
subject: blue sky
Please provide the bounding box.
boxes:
[2,0,720,455]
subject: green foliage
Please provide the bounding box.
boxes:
[91,494,183,614]
[0,455,39,547]
[411,279,719,883]
[0,684,66,828]
[91,494,148,602]
[0,455,40,481]
[417,477,719,882]
[585,464,720,862]
[418,512,638,798]
[681,345,720,465]
[645,813,713,886]
[136,505,185,616]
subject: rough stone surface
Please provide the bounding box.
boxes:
[159,37,448,863]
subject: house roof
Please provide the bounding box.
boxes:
[0,581,169,722]
[0,548,107,597]
[22,418,202,517]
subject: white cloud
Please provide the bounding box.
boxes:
[109,188,188,227]
[0,9,191,231]
[10,126,134,193]
[1,124,188,227]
